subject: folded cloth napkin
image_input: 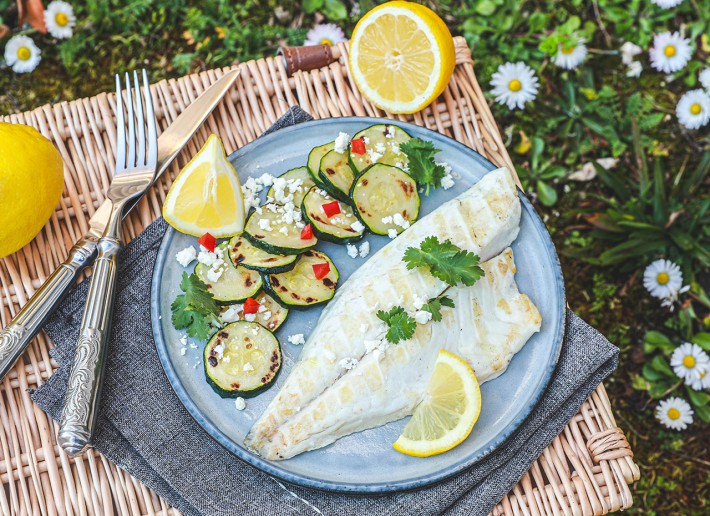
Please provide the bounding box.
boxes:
[32,107,618,516]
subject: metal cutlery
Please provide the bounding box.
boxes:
[57,70,158,456]
[0,68,241,383]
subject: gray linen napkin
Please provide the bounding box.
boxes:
[32,107,618,516]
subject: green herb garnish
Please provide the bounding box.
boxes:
[403,236,485,287]
[399,138,447,195]
[421,295,456,322]
[171,272,220,340]
[377,306,417,344]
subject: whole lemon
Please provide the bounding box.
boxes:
[0,123,64,258]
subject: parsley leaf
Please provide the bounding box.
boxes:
[399,138,447,195]
[171,272,220,340]
[422,295,456,322]
[377,306,417,344]
[403,236,485,287]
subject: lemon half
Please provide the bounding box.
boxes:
[163,134,245,237]
[393,350,482,457]
[349,1,456,114]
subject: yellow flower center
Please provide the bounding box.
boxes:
[561,45,575,55]
[508,79,522,92]
[683,355,696,369]
[690,103,702,115]
[656,272,670,285]
[56,12,69,26]
[319,38,333,46]
[664,45,676,58]
[17,46,31,61]
[667,408,681,420]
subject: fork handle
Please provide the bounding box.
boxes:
[58,236,122,456]
[0,237,98,381]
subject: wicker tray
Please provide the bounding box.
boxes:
[0,36,639,515]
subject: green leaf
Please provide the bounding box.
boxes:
[399,138,447,195]
[171,272,220,340]
[377,306,416,344]
[536,180,558,207]
[475,0,497,16]
[403,236,484,287]
[631,374,651,391]
[302,0,324,13]
[642,363,665,382]
[693,402,710,423]
[322,0,347,20]
[422,295,455,322]
[650,355,676,378]
[692,332,710,351]
[643,331,676,354]
[686,388,710,407]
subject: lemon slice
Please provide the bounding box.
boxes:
[349,1,456,114]
[393,350,481,457]
[163,134,246,237]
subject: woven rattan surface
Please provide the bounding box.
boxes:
[0,36,639,515]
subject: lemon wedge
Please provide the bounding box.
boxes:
[349,1,456,114]
[393,350,481,457]
[163,134,246,237]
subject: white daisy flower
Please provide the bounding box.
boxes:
[700,68,710,90]
[44,1,76,39]
[643,259,684,300]
[304,23,346,47]
[649,32,692,74]
[687,366,710,391]
[3,35,41,73]
[651,0,684,8]
[676,89,710,129]
[490,62,539,110]
[553,39,588,70]
[620,42,642,65]
[656,397,693,430]
[670,342,710,385]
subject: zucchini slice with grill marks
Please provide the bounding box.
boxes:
[228,235,297,273]
[204,321,281,398]
[318,149,355,203]
[350,164,420,236]
[194,243,262,304]
[348,124,411,174]
[263,250,339,309]
[301,187,364,244]
[243,204,317,255]
[219,291,289,332]
[306,142,334,188]
[266,166,315,207]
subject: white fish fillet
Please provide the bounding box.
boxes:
[245,167,522,454]
[250,249,541,459]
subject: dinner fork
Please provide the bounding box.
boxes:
[58,70,158,456]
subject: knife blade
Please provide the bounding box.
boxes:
[0,68,241,381]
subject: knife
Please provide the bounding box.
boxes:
[0,68,241,381]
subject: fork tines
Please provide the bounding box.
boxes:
[114,70,157,173]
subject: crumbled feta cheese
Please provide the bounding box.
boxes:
[346,244,358,258]
[384,126,394,138]
[197,250,219,267]
[261,310,272,320]
[367,149,383,163]
[315,188,331,198]
[363,136,370,144]
[213,343,225,360]
[180,347,187,356]
[257,304,267,313]
[375,142,386,154]
[390,142,402,155]
[339,357,358,370]
[441,174,455,190]
[392,213,410,230]
[414,310,433,325]
[358,241,370,258]
[381,215,393,224]
[323,349,337,362]
[279,226,289,235]
[258,173,275,187]
[179,335,188,346]
[235,397,246,411]
[412,294,425,311]
[333,132,350,154]
[222,356,231,363]
[388,228,398,239]
[330,217,344,225]
[258,218,273,232]
[206,267,224,282]
[288,334,306,346]
[220,305,242,324]
[243,362,255,372]
[189,342,198,349]
[244,313,256,322]
[175,246,197,267]
[351,220,365,233]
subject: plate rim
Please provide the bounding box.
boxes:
[151,116,566,493]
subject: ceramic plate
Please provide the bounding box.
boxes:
[151,117,565,493]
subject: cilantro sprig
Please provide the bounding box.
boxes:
[399,138,447,195]
[422,295,455,322]
[377,306,416,344]
[403,236,485,287]
[171,272,220,340]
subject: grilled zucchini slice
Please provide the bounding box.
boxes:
[204,321,281,398]
[301,187,364,244]
[266,166,315,207]
[318,149,356,203]
[307,142,334,188]
[228,235,297,273]
[219,291,289,332]
[263,250,339,309]
[194,243,262,304]
[350,164,420,235]
[348,124,411,174]
[243,204,317,255]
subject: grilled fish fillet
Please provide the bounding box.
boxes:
[250,249,541,459]
[245,167,522,454]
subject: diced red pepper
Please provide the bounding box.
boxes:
[321,201,341,218]
[351,138,366,155]
[197,232,216,252]
[312,262,331,280]
[300,223,313,240]
[243,297,261,315]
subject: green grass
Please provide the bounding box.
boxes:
[1,1,709,512]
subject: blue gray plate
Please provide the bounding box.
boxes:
[151,117,565,493]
